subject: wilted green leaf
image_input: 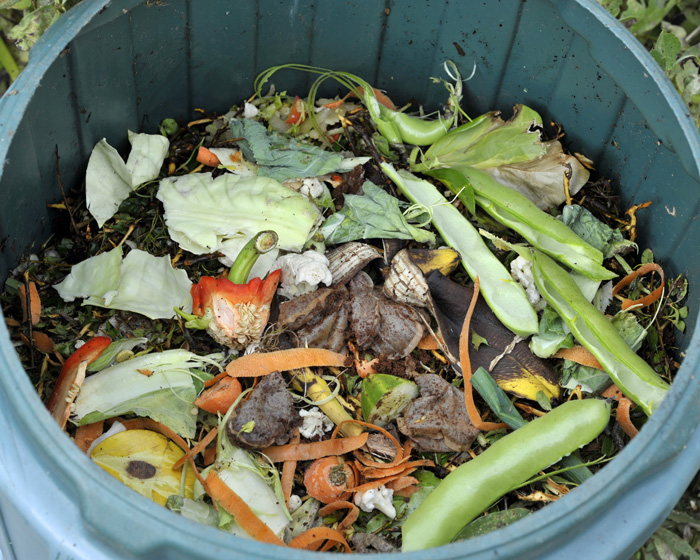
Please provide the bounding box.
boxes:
[7,5,61,50]
[453,508,531,541]
[651,30,682,72]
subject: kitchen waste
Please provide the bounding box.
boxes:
[1,61,688,553]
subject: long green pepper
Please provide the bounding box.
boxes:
[532,250,669,415]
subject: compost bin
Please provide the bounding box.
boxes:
[1,0,699,559]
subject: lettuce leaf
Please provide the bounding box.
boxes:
[73,349,221,438]
[319,181,436,244]
[229,118,368,181]
[156,172,321,270]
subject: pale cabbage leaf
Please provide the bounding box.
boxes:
[156,172,321,267]
[54,246,193,320]
[86,133,169,227]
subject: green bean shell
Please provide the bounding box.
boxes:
[532,250,669,416]
[401,398,611,551]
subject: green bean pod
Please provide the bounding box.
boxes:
[401,398,611,551]
[532,250,669,415]
[381,163,539,337]
[444,165,616,282]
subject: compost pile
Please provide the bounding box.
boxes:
[1,62,689,553]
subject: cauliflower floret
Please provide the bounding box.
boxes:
[273,251,333,299]
[243,102,259,119]
[299,177,325,199]
[510,255,544,310]
[287,494,303,513]
[354,485,396,519]
[298,407,334,439]
[282,177,325,199]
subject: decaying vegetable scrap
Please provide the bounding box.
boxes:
[1,59,688,553]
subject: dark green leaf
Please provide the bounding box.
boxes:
[471,367,527,429]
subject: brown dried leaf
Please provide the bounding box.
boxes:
[19,281,41,325]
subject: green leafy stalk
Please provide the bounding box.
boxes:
[255,62,463,146]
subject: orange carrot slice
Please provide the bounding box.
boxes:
[206,470,286,546]
[225,348,351,378]
[613,262,665,310]
[459,276,508,432]
[261,432,369,463]
[196,146,221,167]
[194,376,242,414]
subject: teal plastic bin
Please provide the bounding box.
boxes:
[1,1,699,558]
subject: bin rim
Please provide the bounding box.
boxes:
[1,0,700,558]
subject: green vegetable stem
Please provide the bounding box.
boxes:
[227,230,278,284]
[401,398,611,551]
[532,250,669,415]
[381,163,539,337]
[255,62,464,146]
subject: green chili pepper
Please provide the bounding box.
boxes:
[381,163,539,337]
[401,398,611,551]
[532,250,669,415]
[430,165,616,282]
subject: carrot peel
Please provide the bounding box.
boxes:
[206,470,286,546]
[226,347,351,378]
[613,262,664,310]
[459,277,508,431]
[289,527,350,552]
[261,432,369,463]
